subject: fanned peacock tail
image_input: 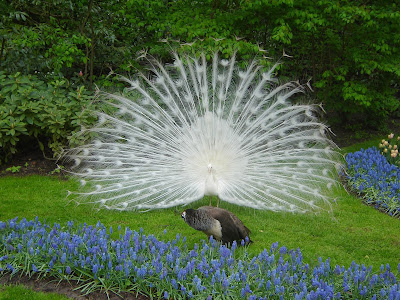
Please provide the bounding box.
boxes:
[65,53,342,212]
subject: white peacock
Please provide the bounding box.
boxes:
[66,53,341,212]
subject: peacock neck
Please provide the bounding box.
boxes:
[204,164,218,196]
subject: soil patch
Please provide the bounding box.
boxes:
[0,140,70,178]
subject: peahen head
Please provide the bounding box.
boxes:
[66,52,342,212]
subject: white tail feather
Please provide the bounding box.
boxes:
[65,53,341,212]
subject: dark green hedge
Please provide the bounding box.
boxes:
[0,0,399,159]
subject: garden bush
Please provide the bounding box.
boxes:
[0,72,96,163]
[2,0,399,125]
[1,217,400,299]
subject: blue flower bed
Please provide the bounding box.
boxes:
[1,217,400,299]
[346,147,400,217]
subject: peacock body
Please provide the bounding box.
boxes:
[66,53,341,212]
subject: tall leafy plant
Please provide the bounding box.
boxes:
[1,0,399,128]
[237,0,400,124]
[0,72,95,163]
[0,8,90,78]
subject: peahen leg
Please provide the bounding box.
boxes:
[209,196,212,206]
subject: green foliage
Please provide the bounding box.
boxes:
[1,0,399,127]
[49,165,65,175]
[238,0,400,123]
[0,72,96,163]
[5,166,21,173]
[1,14,90,77]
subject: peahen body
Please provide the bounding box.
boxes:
[181,206,251,245]
[66,52,341,212]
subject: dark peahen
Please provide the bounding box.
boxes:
[181,206,251,245]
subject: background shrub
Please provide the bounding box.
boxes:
[0,0,399,159]
[0,72,96,163]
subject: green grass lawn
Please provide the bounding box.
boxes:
[339,137,383,155]
[1,175,399,269]
[1,141,399,298]
[0,284,68,300]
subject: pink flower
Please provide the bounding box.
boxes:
[388,133,394,139]
[79,71,83,77]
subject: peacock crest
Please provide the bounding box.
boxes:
[66,53,341,212]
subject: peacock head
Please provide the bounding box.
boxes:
[207,163,214,174]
